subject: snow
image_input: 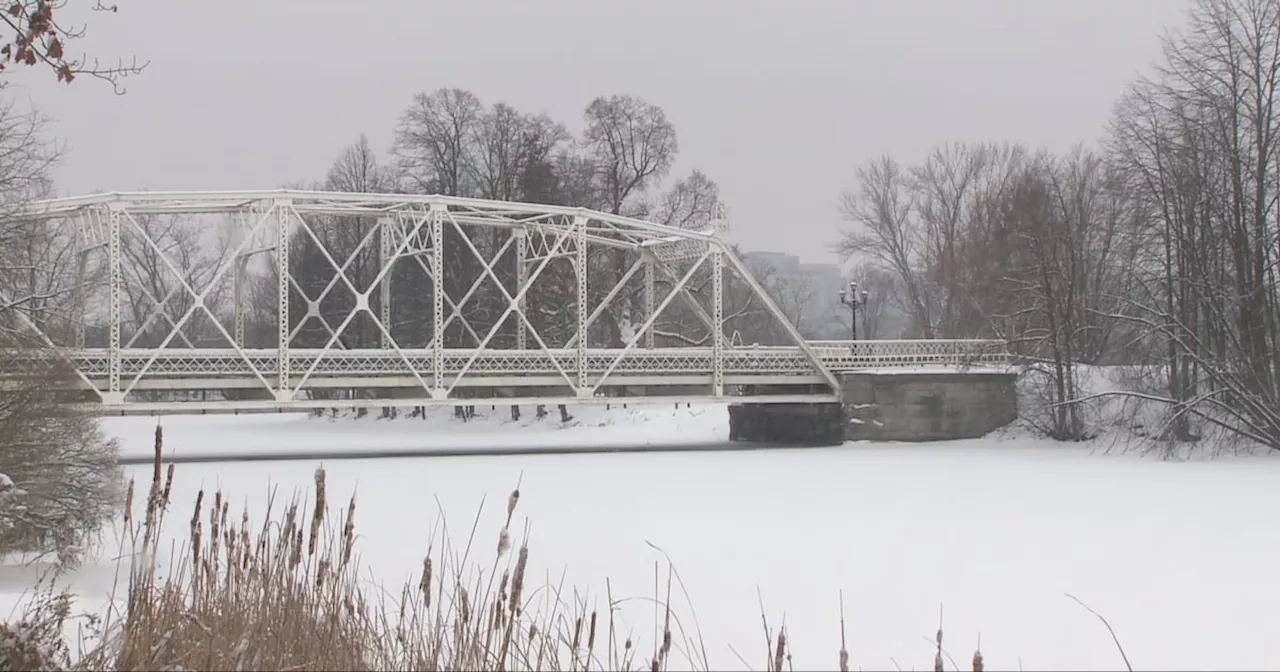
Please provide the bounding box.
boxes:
[100,403,727,461]
[93,433,1280,670]
[7,369,1280,669]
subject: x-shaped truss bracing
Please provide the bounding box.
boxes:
[0,190,1007,413]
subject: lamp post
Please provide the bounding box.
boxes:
[838,280,868,341]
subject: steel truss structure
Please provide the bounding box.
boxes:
[0,190,1011,414]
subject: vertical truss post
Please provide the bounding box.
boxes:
[275,200,292,401]
[515,227,527,350]
[643,259,655,350]
[431,204,445,398]
[712,248,724,396]
[378,216,393,349]
[72,220,87,350]
[574,214,588,395]
[105,204,122,404]
[232,210,247,347]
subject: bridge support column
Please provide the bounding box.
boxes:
[840,370,1018,441]
[728,402,844,445]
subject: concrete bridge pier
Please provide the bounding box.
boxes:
[729,369,1019,445]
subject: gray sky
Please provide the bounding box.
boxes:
[10,0,1188,263]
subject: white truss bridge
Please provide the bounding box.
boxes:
[0,190,1010,415]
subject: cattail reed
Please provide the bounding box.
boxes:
[419,556,432,608]
[972,647,984,672]
[308,467,326,557]
[497,526,511,557]
[934,627,944,672]
[152,424,163,485]
[509,545,528,614]
[587,610,597,657]
[506,487,520,525]
[189,489,205,576]
[772,631,786,672]
[210,491,224,572]
[341,495,356,567]
[123,478,135,526]
[161,464,174,508]
[289,528,303,570]
[316,558,329,590]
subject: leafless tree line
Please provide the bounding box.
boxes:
[213,90,800,363]
[837,0,1280,449]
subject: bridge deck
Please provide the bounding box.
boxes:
[5,340,1012,414]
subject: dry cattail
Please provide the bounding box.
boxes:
[571,616,582,653]
[309,468,327,556]
[972,648,984,672]
[289,528,303,570]
[161,463,174,508]
[773,631,786,672]
[509,545,529,613]
[506,487,520,524]
[459,585,471,623]
[935,626,944,672]
[419,556,432,608]
[587,610,597,653]
[316,558,330,590]
[341,495,357,567]
[123,479,135,526]
[839,648,849,672]
[497,526,511,557]
[152,424,163,484]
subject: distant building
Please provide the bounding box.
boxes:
[742,251,849,339]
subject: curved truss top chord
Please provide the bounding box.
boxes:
[23,189,721,250]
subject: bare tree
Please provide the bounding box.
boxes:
[1097,0,1280,452]
[581,95,677,216]
[0,96,119,563]
[581,95,679,346]
[393,88,483,197]
[837,156,936,337]
[0,354,120,565]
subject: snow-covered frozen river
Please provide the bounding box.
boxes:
[10,406,1280,670]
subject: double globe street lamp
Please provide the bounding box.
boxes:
[838,280,868,341]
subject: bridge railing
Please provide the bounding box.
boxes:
[805,339,1012,369]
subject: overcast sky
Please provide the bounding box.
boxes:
[9,0,1188,263]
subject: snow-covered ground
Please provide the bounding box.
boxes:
[7,370,1280,670]
[100,403,727,461]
